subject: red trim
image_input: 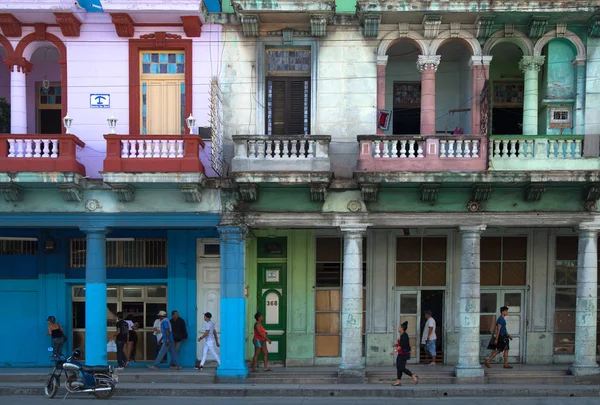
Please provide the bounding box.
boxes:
[181,16,202,37]
[0,33,14,56]
[128,33,193,135]
[111,13,135,38]
[16,33,68,134]
[0,13,22,37]
[54,13,82,37]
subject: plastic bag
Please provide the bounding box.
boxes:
[107,339,117,353]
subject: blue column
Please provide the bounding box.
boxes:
[216,226,247,378]
[82,227,107,365]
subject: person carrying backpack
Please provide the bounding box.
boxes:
[114,312,129,369]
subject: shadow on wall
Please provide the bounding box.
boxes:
[330,141,359,178]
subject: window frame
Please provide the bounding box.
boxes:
[480,236,528,287]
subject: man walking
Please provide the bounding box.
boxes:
[485,306,513,369]
[170,310,188,368]
[421,309,437,366]
[195,312,220,370]
[114,312,129,369]
[148,310,181,370]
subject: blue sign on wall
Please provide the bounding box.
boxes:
[90,94,110,108]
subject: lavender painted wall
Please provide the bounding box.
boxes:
[27,46,62,134]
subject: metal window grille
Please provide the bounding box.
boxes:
[70,238,167,268]
[0,239,38,255]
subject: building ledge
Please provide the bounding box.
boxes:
[0,172,83,185]
[233,171,332,185]
[232,0,334,13]
[356,1,600,14]
[101,172,206,185]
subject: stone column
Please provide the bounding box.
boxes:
[570,225,600,376]
[469,56,493,135]
[338,225,366,382]
[417,55,440,136]
[573,57,592,156]
[82,227,108,365]
[455,225,486,380]
[518,56,545,135]
[376,55,388,135]
[5,58,32,134]
[217,226,248,379]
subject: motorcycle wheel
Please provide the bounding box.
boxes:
[44,375,59,399]
[92,379,115,400]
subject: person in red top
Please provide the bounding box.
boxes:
[250,312,272,372]
[390,321,419,386]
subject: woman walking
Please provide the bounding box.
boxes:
[390,321,419,387]
[46,316,66,359]
[250,312,272,372]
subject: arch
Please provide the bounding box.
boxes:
[377,29,429,57]
[15,33,68,134]
[483,29,534,56]
[0,33,14,57]
[429,30,481,56]
[534,29,586,59]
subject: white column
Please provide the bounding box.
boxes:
[570,225,600,376]
[338,225,366,382]
[455,225,486,379]
[10,67,28,134]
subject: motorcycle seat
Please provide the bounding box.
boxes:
[81,365,111,374]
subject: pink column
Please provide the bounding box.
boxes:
[376,55,388,135]
[417,55,440,136]
[470,56,493,135]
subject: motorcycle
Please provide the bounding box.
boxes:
[44,348,119,400]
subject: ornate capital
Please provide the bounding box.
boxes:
[0,13,22,37]
[417,55,441,73]
[469,55,493,67]
[54,13,82,37]
[218,226,248,242]
[3,57,33,74]
[180,16,203,38]
[376,55,388,66]
[111,13,135,38]
[519,55,545,73]
[459,225,487,234]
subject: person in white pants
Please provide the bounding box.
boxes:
[195,312,220,370]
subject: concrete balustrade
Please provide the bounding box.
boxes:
[231,135,331,172]
[357,135,487,172]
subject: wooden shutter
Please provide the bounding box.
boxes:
[266,77,310,135]
[146,79,183,135]
[270,80,286,136]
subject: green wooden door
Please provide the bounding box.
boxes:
[257,263,287,361]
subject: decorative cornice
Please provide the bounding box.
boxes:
[111,184,135,203]
[361,13,381,38]
[0,185,23,202]
[472,185,492,202]
[181,16,203,38]
[2,57,33,74]
[556,23,568,38]
[420,184,440,202]
[449,22,461,38]
[504,23,515,38]
[310,183,328,202]
[0,13,21,37]
[310,14,329,37]
[528,15,550,39]
[422,15,442,39]
[519,55,545,73]
[588,15,600,38]
[469,55,493,67]
[34,23,48,41]
[524,183,546,202]
[139,32,182,40]
[180,184,202,203]
[58,184,83,203]
[267,28,310,45]
[398,22,410,38]
[54,13,82,37]
[583,183,600,212]
[241,14,259,37]
[111,13,135,38]
[360,184,378,202]
[239,183,258,202]
[417,55,441,73]
[475,15,495,40]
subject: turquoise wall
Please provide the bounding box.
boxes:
[543,39,577,135]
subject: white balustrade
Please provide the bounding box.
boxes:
[6,138,60,158]
[119,139,185,159]
[439,139,480,158]
[491,137,583,160]
[243,138,327,160]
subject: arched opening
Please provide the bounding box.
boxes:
[489,43,524,135]
[0,46,10,133]
[435,40,473,134]
[385,41,421,134]
[28,45,62,134]
[539,38,577,135]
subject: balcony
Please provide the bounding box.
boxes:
[357,135,487,173]
[101,135,206,203]
[231,135,333,202]
[489,135,600,171]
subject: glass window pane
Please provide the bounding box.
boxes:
[481,237,501,260]
[73,287,85,298]
[316,238,341,262]
[422,262,446,286]
[72,302,85,328]
[147,286,167,298]
[146,303,167,330]
[401,316,417,335]
[315,335,339,357]
[481,262,501,286]
[502,262,526,286]
[555,288,576,310]
[316,290,340,311]
[203,244,220,256]
[554,311,576,332]
[504,293,522,308]
[396,263,420,287]
[422,237,446,261]
[556,236,578,261]
[316,263,341,287]
[481,293,497,313]
[107,303,118,327]
[396,237,421,261]
[503,237,527,260]
[316,313,340,334]
[107,287,118,298]
[123,287,143,298]
[554,333,575,354]
[556,263,577,286]
[400,294,418,314]
[480,315,497,334]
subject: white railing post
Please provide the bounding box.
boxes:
[373,140,381,158]
[176,140,184,158]
[448,140,455,158]
[42,139,50,158]
[24,140,33,158]
[408,140,416,158]
[575,139,582,158]
[472,140,480,158]
[416,141,424,158]
[399,140,407,158]
[440,140,447,158]
[7,139,15,157]
[51,139,59,158]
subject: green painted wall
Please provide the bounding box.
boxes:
[245,229,316,364]
[245,188,323,212]
[335,0,356,13]
[543,39,577,135]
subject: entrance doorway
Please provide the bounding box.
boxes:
[196,239,221,364]
[37,82,62,134]
[480,290,525,363]
[393,82,421,134]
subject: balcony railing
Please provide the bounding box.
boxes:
[357,135,487,172]
[0,134,86,175]
[103,135,205,173]
[232,135,331,172]
[489,135,598,170]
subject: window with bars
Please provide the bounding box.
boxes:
[265,49,311,135]
[480,237,527,286]
[70,239,167,268]
[315,237,366,358]
[553,236,600,355]
[0,239,38,255]
[396,237,447,287]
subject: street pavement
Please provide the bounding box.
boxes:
[3,397,600,405]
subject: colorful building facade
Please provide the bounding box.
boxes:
[1,0,600,381]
